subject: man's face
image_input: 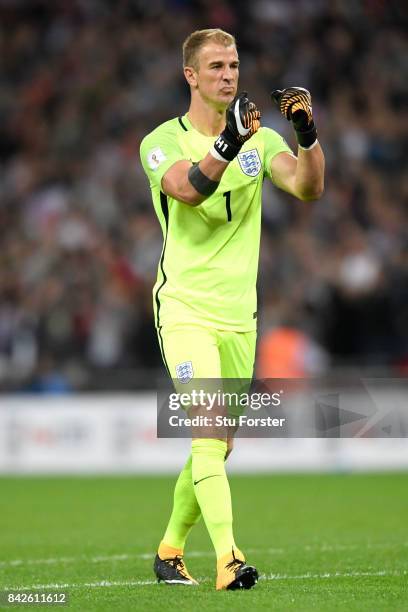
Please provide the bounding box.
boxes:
[188,43,239,109]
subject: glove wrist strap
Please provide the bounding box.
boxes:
[299,139,319,151]
[294,120,317,148]
[211,127,241,162]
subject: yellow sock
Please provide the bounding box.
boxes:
[161,455,201,550]
[191,438,236,558]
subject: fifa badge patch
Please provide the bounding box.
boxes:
[147,147,166,171]
[175,361,194,384]
[237,148,261,177]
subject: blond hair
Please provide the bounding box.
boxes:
[183,29,236,71]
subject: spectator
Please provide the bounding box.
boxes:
[0,1,406,389]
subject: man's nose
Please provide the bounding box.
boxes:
[222,66,234,81]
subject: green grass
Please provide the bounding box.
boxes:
[0,473,408,611]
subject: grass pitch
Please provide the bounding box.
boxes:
[0,473,407,611]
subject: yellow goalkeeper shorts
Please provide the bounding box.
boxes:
[158,324,256,417]
[158,323,256,380]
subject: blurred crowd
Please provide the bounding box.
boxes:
[0,0,407,390]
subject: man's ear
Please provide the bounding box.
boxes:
[184,66,198,88]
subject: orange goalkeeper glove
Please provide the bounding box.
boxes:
[271,87,317,149]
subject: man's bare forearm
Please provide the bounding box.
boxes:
[294,142,325,201]
[161,154,228,206]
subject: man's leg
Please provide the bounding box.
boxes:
[155,324,258,589]
[154,454,201,585]
[219,329,257,455]
[211,329,258,590]
[190,433,258,590]
[191,437,234,557]
[159,454,200,549]
[154,324,220,584]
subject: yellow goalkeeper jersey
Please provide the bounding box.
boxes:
[140,114,291,332]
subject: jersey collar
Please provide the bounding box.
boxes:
[182,114,220,139]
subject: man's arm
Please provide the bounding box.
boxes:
[270,87,325,202]
[162,155,228,206]
[162,92,261,206]
[270,144,325,201]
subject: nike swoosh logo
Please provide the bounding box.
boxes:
[193,475,221,486]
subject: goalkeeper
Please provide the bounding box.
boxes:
[140,28,324,591]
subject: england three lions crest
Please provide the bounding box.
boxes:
[175,361,194,384]
[237,148,261,177]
